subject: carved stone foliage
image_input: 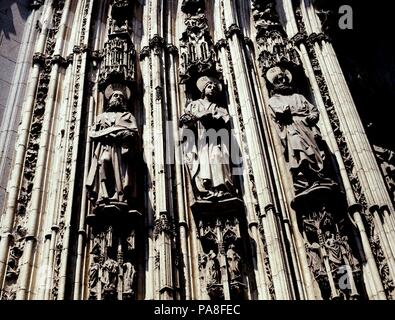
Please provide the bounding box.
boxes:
[197,217,246,300]
[251,0,300,74]
[179,9,221,86]
[88,225,137,300]
[373,145,395,204]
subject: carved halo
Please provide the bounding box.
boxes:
[104,83,132,101]
[266,66,292,84]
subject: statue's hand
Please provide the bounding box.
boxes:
[180,113,197,126]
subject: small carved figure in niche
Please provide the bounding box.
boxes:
[226,244,241,282]
[180,76,235,201]
[86,84,138,209]
[305,242,324,278]
[101,258,119,300]
[88,254,102,299]
[122,261,136,299]
[339,236,360,272]
[205,250,221,286]
[267,67,334,194]
[324,231,342,271]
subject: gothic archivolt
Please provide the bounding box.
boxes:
[0,0,394,301]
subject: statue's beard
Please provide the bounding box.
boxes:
[108,99,126,111]
[273,84,294,95]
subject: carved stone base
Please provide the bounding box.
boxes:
[86,201,141,226]
[191,197,243,218]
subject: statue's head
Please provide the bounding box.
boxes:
[104,83,131,111]
[197,76,222,100]
[266,66,293,95]
[108,90,127,110]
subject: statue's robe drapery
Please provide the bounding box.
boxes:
[87,111,138,204]
[182,98,234,199]
[269,93,324,190]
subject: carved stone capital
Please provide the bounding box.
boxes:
[32,52,46,66]
[155,86,163,101]
[89,50,103,62]
[51,54,68,67]
[166,44,179,56]
[149,35,165,55]
[225,24,242,39]
[66,53,74,64]
[244,36,254,48]
[291,32,307,46]
[307,32,330,46]
[215,39,227,50]
[73,44,88,54]
[139,46,150,61]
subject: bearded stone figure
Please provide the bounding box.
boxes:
[87,84,138,211]
[180,76,235,201]
[267,67,333,194]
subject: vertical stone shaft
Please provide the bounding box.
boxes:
[0,3,54,293]
[219,0,292,299]
[150,0,173,299]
